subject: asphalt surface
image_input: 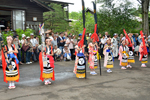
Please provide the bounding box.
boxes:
[0,57,150,100]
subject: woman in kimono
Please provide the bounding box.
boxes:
[2,36,19,89]
[73,44,85,74]
[127,33,135,68]
[103,38,113,73]
[139,41,148,67]
[93,42,99,69]
[88,39,97,75]
[118,38,129,69]
[39,37,55,85]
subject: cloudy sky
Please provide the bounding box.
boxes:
[54,0,140,12]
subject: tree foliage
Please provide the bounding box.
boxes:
[70,0,141,36]
[43,3,69,32]
[69,12,95,36]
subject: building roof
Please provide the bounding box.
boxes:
[85,8,94,14]
[32,0,74,11]
[40,0,74,7]
[32,0,54,11]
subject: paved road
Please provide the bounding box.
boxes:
[0,57,150,100]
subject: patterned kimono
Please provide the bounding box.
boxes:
[39,46,55,81]
[128,46,135,63]
[118,45,129,66]
[88,43,94,69]
[103,45,113,68]
[73,45,86,78]
[2,45,20,82]
[139,43,148,64]
[93,45,98,69]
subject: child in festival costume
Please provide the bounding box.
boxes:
[2,36,20,89]
[103,38,113,73]
[127,33,135,68]
[139,31,148,67]
[88,39,97,75]
[73,44,85,74]
[93,41,99,69]
[118,38,129,69]
[139,42,148,67]
[39,37,55,85]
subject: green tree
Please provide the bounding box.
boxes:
[96,0,141,35]
[69,12,95,36]
[97,0,149,35]
[44,3,69,32]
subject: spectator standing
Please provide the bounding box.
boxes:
[66,35,74,60]
[119,34,124,46]
[13,36,23,65]
[72,35,77,46]
[63,44,71,61]
[100,35,107,57]
[64,32,68,40]
[135,33,140,56]
[105,32,108,39]
[57,32,65,60]
[46,33,50,38]
[111,33,118,58]
[30,33,38,62]
[51,34,57,47]
[49,32,54,41]
[21,34,26,63]
[25,36,33,64]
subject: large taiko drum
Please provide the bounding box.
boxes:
[76,53,86,78]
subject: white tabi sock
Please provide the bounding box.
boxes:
[9,82,11,87]
[11,82,14,86]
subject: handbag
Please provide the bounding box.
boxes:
[67,53,71,60]
[22,44,30,52]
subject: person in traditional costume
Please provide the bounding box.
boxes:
[88,39,97,75]
[73,44,86,78]
[139,38,148,67]
[103,38,113,73]
[2,36,20,89]
[111,33,118,58]
[126,33,135,68]
[39,37,55,85]
[118,37,129,69]
[92,41,99,69]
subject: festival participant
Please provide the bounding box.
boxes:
[139,34,148,67]
[88,39,97,75]
[111,33,118,58]
[103,38,113,73]
[2,36,20,89]
[39,37,55,85]
[118,38,129,69]
[73,43,86,78]
[127,33,135,68]
[93,41,99,69]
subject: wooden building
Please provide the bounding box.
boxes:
[0,0,73,32]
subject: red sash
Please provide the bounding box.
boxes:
[39,46,55,81]
[2,45,20,83]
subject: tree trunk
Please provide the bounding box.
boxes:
[142,0,149,35]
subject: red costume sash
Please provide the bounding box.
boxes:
[39,46,55,81]
[2,45,20,83]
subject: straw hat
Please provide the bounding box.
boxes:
[64,44,68,47]
[26,36,30,39]
[22,34,26,38]
[30,33,34,35]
